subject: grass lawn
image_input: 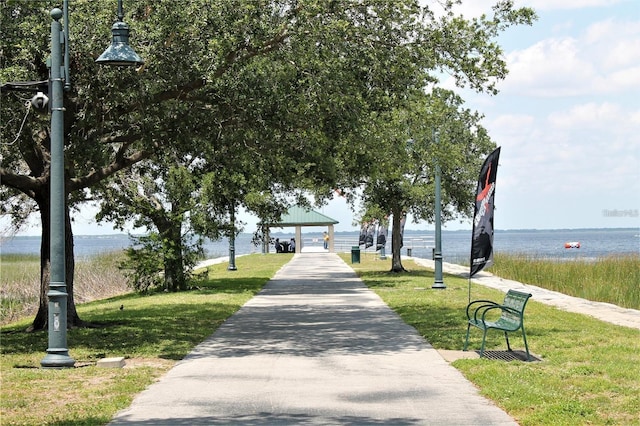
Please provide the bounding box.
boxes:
[343,253,640,426]
[2,252,639,425]
[0,253,292,426]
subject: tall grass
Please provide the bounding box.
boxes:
[488,253,640,310]
[0,252,129,325]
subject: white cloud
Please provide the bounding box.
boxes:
[504,38,595,97]
[446,0,633,17]
[524,0,633,11]
[502,17,640,97]
[430,1,640,230]
[483,98,639,207]
[547,102,623,128]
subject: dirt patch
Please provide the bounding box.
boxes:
[123,357,176,369]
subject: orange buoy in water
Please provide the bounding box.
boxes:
[564,242,580,249]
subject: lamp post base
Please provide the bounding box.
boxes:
[432,280,446,289]
[41,350,75,369]
[432,252,446,289]
[228,246,237,271]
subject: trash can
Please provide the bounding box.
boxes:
[407,248,412,257]
[351,246,361,264]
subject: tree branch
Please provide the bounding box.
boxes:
[69,146,155,192]
[127,18,294,114]
[0,168,46,197]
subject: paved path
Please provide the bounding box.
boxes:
[410,258,640,330]
[111,253,516,425]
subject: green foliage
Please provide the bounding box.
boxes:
[96,159,205,292]
[363,88,497,222]
[358,88,497,271]
[119,234,164,293]
[345,254,640,425]
[119,232,203,293]
[2,0,538,225]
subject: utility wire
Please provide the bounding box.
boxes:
[3,101,32,146]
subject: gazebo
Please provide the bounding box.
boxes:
[263,205,339,253]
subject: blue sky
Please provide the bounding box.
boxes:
[6,0,639,236]
[451,0,640,231]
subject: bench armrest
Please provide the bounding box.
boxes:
[466,300,499,321]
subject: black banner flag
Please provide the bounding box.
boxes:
[359,222,367,246]
[470,147,501,277]
[376,217,388,251]
[365,222,375,248]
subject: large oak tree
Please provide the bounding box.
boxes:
[1,0,535,330]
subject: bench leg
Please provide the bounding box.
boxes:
[504,331,512,352]
[480,329,488,358]
[463,324,471,351]
[521,326,531,361]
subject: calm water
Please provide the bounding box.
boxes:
[1,228,638,265]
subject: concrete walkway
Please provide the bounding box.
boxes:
[110,253,516,425]
[410,258,640,330]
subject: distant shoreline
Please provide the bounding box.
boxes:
[3,226,638,239]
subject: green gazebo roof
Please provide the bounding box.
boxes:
[268,205,339,227]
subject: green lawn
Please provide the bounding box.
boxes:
[0,254,292,426]
[2,252,638,425]
[344,253,640,426]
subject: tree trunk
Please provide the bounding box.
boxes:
[30,195,50,331]
[65,202,84,327]
[390,207,406,273]
[159,220,186,292]
[30,190,84,331]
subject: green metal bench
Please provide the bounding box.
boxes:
[464,289,532,361]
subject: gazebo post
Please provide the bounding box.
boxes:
[328,225,335,253]
[295,226,302,253]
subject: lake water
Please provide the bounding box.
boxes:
[1,228,638,265]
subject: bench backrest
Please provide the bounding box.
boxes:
[499,290,532,328]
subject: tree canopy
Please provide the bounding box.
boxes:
[1,0,536,328]
[358,88,496,271]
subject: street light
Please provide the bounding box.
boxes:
[96,0,145,66]
[432,131,446,289]
[41,1,143,369]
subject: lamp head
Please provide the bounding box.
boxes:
[96,21,144,66]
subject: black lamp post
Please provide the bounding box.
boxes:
[40,0,143,368]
